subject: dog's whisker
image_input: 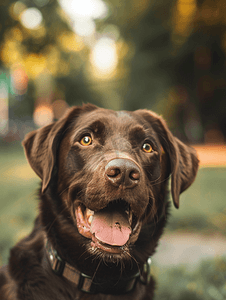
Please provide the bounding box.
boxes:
[91,258,102,282]
[46,206,68,235]
[59,186,69,197]
[150,175,170,186]
[78,247,91,261]
[125,251,140,271]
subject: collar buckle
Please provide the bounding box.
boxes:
[140,257,152,284]
[46,241,65,276]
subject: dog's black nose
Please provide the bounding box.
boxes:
[105,158,140,188]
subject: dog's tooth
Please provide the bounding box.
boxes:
[88,215,93,225]
[86,209,94,217]
[86,209,94,224]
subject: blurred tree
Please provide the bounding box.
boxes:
[108,0,226,143]
[0,0,226,143]
[0,0,101,131]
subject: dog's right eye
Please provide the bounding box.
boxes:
[142,142,153,153]
[80,136,92,146]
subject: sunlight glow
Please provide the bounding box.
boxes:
[59,0,108,36]
[59,0,108,19]
[90,37,118,77]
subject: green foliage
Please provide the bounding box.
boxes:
[167,168,226,235]
[154,257,226,300]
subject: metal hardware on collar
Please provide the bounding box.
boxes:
[46,241,151,294]
[140,257,152,284]
[47,243,65,276]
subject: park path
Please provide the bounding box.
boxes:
[153,232,226,270]
[193,145,226,167]
[153,144,226,270]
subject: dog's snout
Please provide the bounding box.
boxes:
[105,158,140,189]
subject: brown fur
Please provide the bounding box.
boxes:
[0,104,199,299]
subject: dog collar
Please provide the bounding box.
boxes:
[46,241,151,294]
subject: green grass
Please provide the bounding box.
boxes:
[167,168,226,235]
[154,256,226,300]
[0,144,39,265]
[0,144,39,210]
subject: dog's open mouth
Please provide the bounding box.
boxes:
[75,200,141,253]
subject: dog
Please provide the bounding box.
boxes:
[0,104,199,299]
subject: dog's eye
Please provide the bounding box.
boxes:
[80,136,92,146]
[142,143,153,153]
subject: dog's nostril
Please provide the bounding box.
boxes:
[130,170,140,181]
[106,168,121,178]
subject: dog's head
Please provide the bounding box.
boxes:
[23,104,199,271]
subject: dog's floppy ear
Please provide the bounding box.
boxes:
[22,104,97,193]
[135,110,199,208]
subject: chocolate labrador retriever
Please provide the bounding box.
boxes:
[0,104,199,299]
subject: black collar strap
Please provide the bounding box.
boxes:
[46,241,151,294]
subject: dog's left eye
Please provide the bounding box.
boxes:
[142,143,153,153]
[80,136,92,146]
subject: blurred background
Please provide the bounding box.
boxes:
[0,0,226,299]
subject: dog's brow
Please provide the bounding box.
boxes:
[130,125,146,136]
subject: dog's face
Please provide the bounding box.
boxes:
[23,104,199,271]
[57,108,163,255]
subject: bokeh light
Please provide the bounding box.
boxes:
[33,105,54,127]
[33,0,49,7]
[20,7,43,30]
[24,54,47,78]
[90,37,118,77]
[172,0,197,45]
[73,18,96,37]
[0,79,9,136]
[11,67,28,95]
[11,1,26,20]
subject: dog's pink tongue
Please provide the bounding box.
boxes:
[90,208,131,246]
